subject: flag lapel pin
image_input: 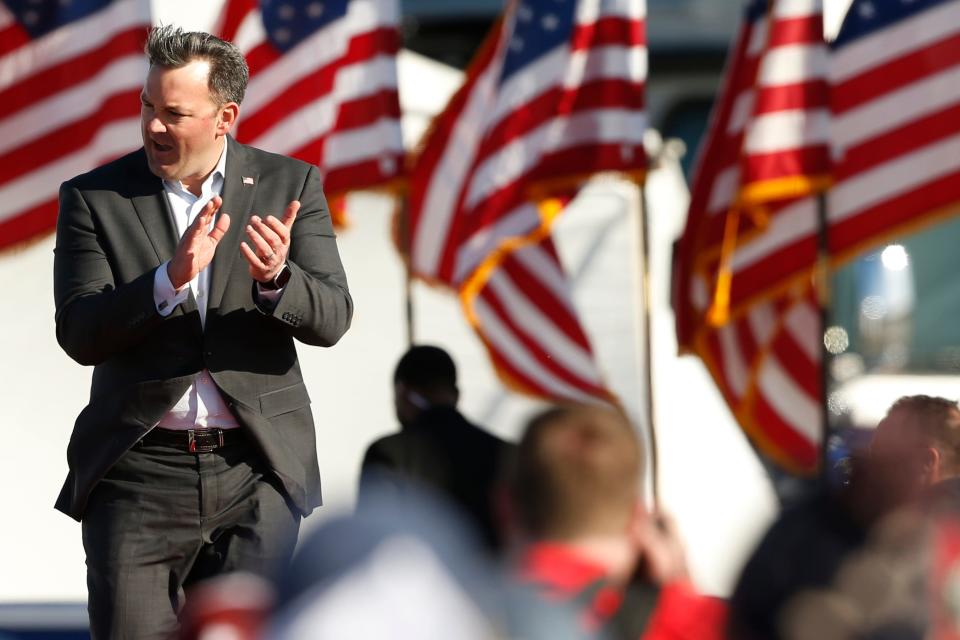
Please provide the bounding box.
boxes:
[242,176,254,185]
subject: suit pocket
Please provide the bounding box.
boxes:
[259,382,311,417]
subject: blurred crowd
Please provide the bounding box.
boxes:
[176,346,960,639]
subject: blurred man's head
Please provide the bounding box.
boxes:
[393,345,459,428]
[509,404,642,541]
[869,395,960,503]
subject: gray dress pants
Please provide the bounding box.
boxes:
[81,431,300,639]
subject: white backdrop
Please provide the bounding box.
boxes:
[0,0,777,602]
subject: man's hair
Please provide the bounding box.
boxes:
[509,404,643,539]
[882,395,960,474]
[145,25,249,106]
[393,345,457,392]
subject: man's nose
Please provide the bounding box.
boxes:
[146,116,166,134]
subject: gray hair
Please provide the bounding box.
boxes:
[145,25,249,106]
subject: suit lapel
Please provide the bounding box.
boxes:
[209,136,258,314]
[130,154,178,264]
[129,151,200,318]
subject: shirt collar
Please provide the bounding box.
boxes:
[163,140,228,198]
[517,542,611,593]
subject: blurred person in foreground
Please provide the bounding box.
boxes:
[504,404,727,639]
[54,25,351,638]
[180,486,590,640]
[358,345,513,550]
[729,395,960,639]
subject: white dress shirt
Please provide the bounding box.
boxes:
[152,144,239,431]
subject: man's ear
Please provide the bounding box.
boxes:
[217,102,239,136]
[923,446,942,482]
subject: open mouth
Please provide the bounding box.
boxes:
[151,140,174,155]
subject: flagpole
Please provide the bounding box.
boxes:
[399,197,415,347]
[637,179,660,506]
[815,190,832,478]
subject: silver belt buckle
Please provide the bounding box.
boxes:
[187,428,223,453]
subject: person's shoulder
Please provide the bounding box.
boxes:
[369,431,406,448]
[361,430,420,472]
[364,431,408,458]
[62,147,145,191]
[234,140,315,177]
[463,415,512,448]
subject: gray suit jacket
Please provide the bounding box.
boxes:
[53,136,353,521]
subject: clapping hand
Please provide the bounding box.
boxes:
[167,195,230,290]
[240,200,300,283]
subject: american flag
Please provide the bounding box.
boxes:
[675,0,767,344]
[0,0,150,251]
[677,0,829,330]
[674,0,825,471]
[740,0,829,206]
[407,0,646,403]
[829,0,960,262]
[692,0,960,321]
[467,235,612,401]
[694,284,822,470]
[217,0,403,222]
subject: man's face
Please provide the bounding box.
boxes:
[868,410,936,504]
[140,60,232,188]
[393,381,420,428]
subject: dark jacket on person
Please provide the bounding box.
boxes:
[359,405,512,550]
[53,136,353,521]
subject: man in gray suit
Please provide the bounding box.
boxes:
[53,25,352,638]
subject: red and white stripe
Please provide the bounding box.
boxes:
[409,0,647,287]
[703,0,828,314]
[470,237,610,403]
[674,1,822,472]
[829,0,960,259]
[675,0,769,345]
[709,0,960,310]
[218,0,403,200]
[740,0,829,201]
[408,0,646,403]
[696,285,822,471]
[0,0,149,250]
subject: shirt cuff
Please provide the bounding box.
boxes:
[154,261,190,316]
[254,283,283,311]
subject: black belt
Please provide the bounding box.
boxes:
[140,427,245,453]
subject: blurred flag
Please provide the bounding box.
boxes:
[693,284,823,471]
[739,0,830,207]
[466,234,612,402]
[217,0,404,225]
[674,0,826,471]
[0,0,150,251]
[676,0,830,331]
[689,0,960,326]
[406,0,646,403]
[829,0,960,262]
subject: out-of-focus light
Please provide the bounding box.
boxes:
[881,244,909,271]
[861,295,887,320]
[824,326,850,355]
[831,352,865,382]
[827,391,850,416]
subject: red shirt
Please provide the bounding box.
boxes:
[516,542,728,639]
